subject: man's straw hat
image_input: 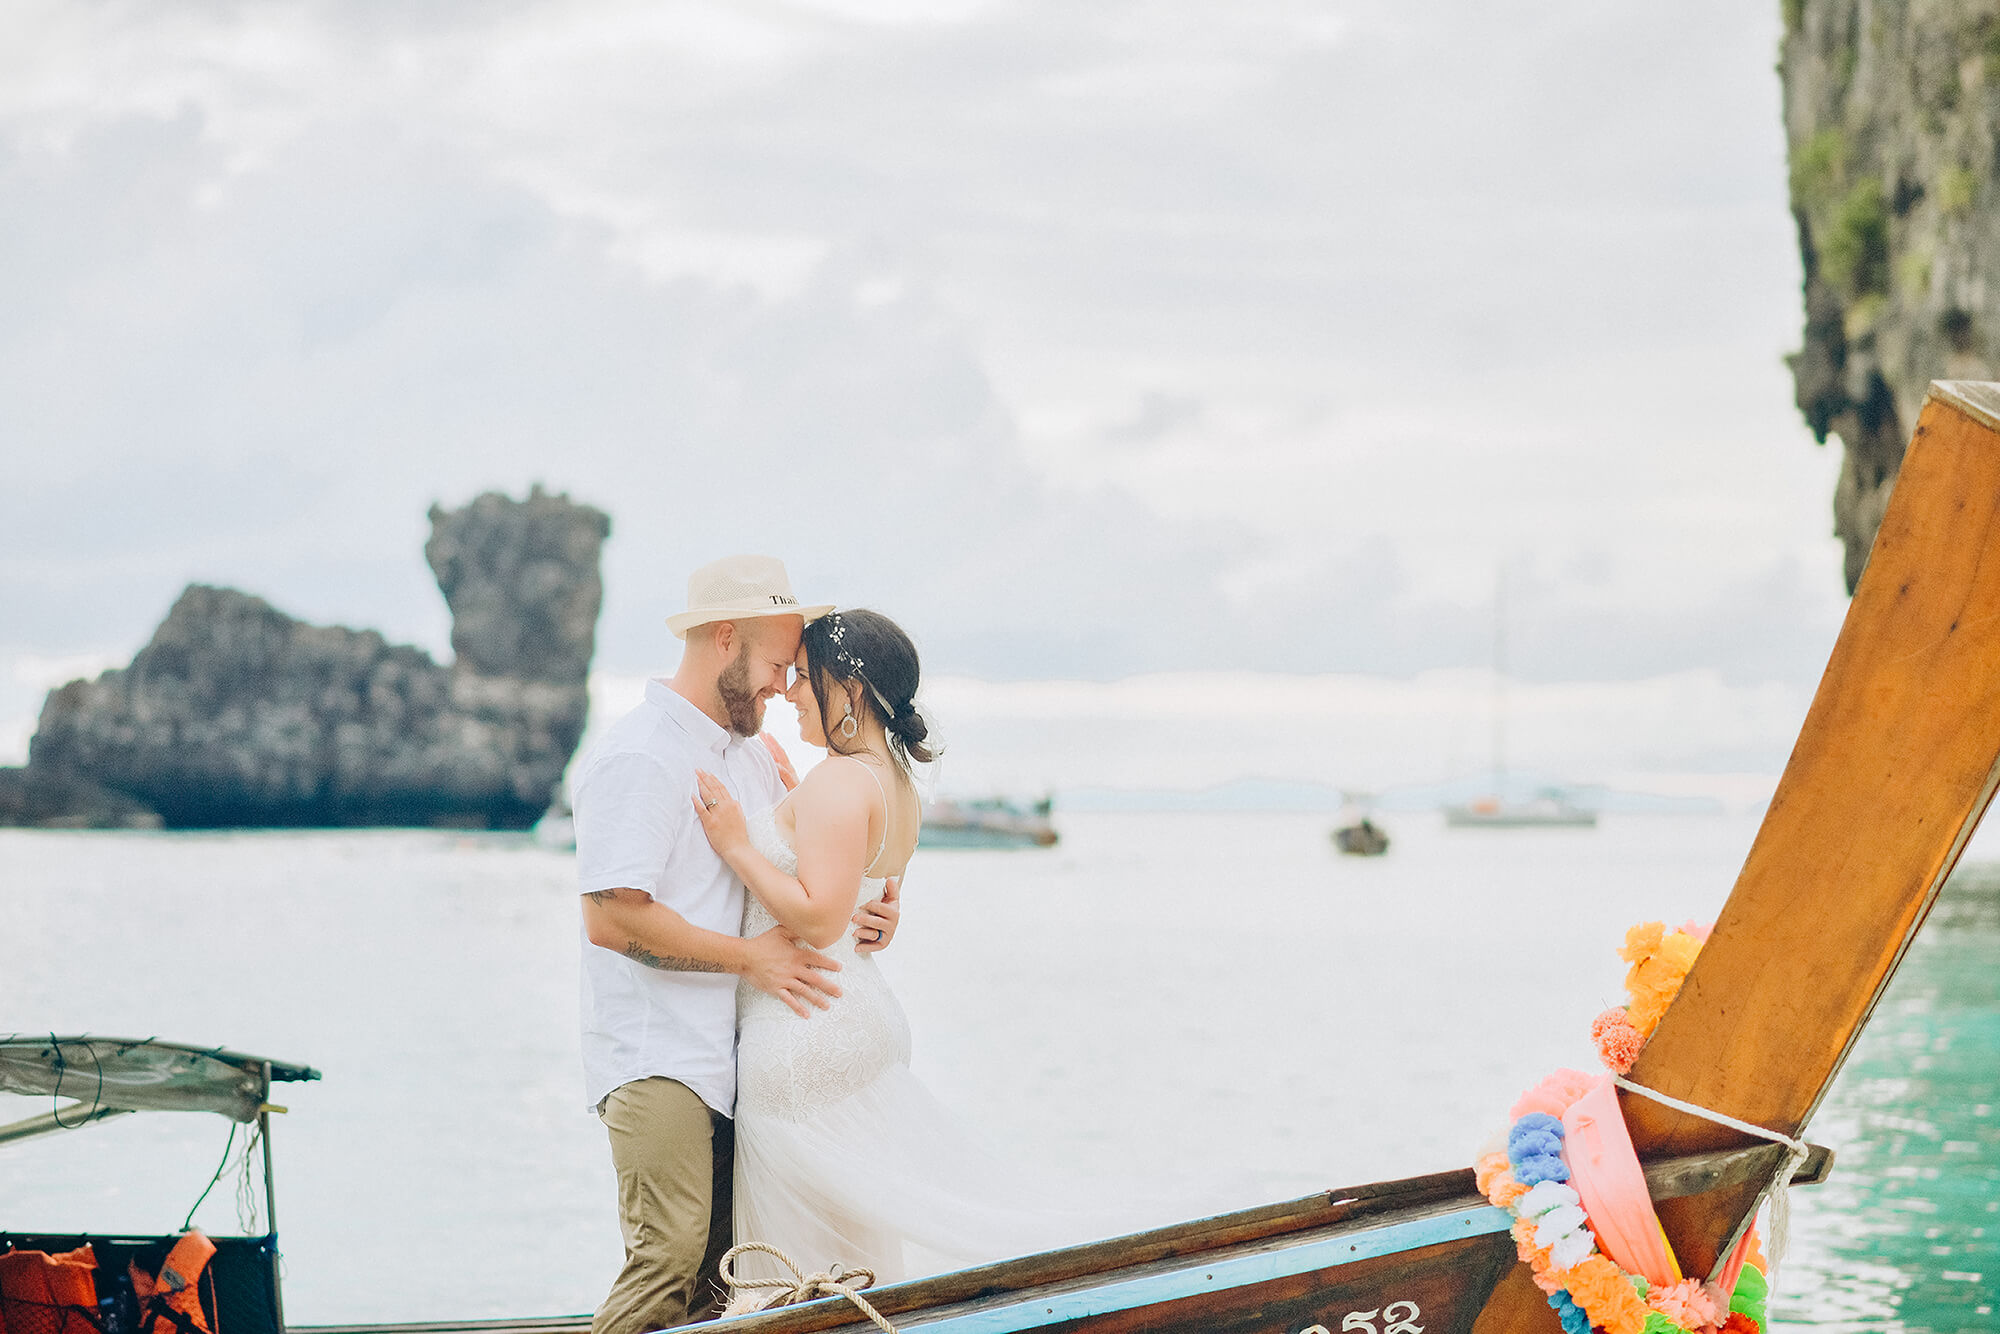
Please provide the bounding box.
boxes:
[667,554,833,639]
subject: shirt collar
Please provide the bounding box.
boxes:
[648,678,732,756]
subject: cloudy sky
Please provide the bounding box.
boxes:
[2,1,1851,782]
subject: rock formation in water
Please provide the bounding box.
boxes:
[13,486,610,830]
[1782,2,2000,589]
[0,767,163,830]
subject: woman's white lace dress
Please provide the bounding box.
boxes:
[731,806,1086,1289]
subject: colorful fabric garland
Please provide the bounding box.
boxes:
[1477,919,1772,1334]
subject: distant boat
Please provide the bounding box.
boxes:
[1330,791,1391,855]
[921,795,1059,849]
[1332,817,1390,855]
[1443,790,1598,829]
[1446,565,1598,830]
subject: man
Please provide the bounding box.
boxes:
[574,554,901,1332]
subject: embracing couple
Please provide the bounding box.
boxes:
[576,555,1054,1332]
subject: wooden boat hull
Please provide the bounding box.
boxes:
[835,1206,1514,1334]
[1333,823,1391,855]
[289,1148,1827,1334]
[296,1185,1516,1334]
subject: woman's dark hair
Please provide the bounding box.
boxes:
[801,608,935,769]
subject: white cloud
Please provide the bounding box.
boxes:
[606,227,833,301]
[784,0,1004,27]
[0,0,1850,714]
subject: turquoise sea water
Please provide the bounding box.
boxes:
[1776,866,2000,1332]
[1,813,1994,1327]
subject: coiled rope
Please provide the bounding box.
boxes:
[718,1243,898,1333]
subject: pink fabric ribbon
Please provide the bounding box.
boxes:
[1563,1074,1680,1284]
[1563,1074,1761,1289]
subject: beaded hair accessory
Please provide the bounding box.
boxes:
[822,612,900,720]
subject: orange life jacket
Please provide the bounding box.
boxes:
[129,1232,216,1334]
[0,1245,99,1334]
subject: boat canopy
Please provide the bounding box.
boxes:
[0,1035,320,1123]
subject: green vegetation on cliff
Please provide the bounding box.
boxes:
[1781,0,2000,591]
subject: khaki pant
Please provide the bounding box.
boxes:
[592,1078,735,1334]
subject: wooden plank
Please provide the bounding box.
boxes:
[673,1147,1819,1334]
[696,1193,1485,1334]
[1933,378,2000,434]
[669,1173,1479,1334]
[891,1207,1511,1333]
[272,1148,1826,1334]
[1023,1232,1515,1334]
[280,1146,1830,1334]
[1468,1263,1557,1334]
[1614,381,2000,1277]
[1627,1140,1830,1201]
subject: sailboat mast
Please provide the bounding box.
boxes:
[1493,565,1506,798]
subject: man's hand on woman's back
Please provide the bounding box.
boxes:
[740,926,844,1017]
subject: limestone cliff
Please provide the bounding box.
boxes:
[17,487,609,829]
[1782,1,2000,589]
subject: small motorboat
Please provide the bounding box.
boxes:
[1331,791,1391,855]
[1,1038,318,1334]
[1332,817,1391,856]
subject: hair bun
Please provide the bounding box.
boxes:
[889,704,934,764]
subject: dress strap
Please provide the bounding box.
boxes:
[846,756,891,876]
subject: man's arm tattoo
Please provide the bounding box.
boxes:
[585,889,619,904]
[624,940,728,973]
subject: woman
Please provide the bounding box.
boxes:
[691,609,1076,1301]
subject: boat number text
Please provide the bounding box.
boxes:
[1302,1301,1423,1334]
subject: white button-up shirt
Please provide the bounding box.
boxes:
[572,679,786,1116]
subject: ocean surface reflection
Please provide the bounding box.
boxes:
[1777,867,2000,1333]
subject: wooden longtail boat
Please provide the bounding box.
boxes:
[10,379,2000,1334]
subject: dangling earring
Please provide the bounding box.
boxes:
[839,707,859,741]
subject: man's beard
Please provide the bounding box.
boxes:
[716,646,765,736]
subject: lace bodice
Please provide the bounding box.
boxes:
[736,806,912,1121]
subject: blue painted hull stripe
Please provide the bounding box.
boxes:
[901,1205,1514,1332]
